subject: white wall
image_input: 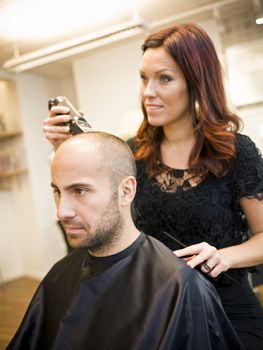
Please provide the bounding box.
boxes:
[239,105,263,153]
[0,190,23,280]
[15,74,65,275]
[0,71,77,282]
[225,39,263,107]
[0,78,41,282]
[73,35,144,137]
[224,38,263,152]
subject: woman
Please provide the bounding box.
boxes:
[43,23,263,349]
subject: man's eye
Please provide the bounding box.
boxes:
[140,74,147,81]
[52,188,60,196]
[74,188,86,195]
[160,75,172,82]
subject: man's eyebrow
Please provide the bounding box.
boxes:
[67,182,92,188]
[51,182,93,190]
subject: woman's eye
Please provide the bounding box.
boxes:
[160,75,172,82]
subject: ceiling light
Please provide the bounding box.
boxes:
[0,0,136,40]
[3,20,148,73]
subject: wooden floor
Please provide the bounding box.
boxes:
[0,278,262,349]
[0,277,40,349]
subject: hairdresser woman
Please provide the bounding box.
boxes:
[43,23,263,349]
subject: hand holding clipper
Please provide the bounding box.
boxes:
[48,96,92,134]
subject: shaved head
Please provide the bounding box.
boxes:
[54,132,136,188]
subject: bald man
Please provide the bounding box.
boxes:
[7,132,243,350]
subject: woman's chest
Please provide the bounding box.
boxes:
[135,171,236,226]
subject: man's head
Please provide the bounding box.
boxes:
[51,132,137,253]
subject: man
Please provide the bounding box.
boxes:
[7,132,243,350]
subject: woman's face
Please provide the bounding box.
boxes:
[140,47,191,128]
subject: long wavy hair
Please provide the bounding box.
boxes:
[134,23,241,177]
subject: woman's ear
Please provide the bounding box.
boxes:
[118,176,137,207]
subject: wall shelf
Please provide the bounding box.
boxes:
[0,130,22,140]
[0,130,27,189]
[0,168,28,178]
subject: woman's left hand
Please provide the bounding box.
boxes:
[174,242,233,278]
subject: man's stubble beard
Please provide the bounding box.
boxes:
[67,190,124,252]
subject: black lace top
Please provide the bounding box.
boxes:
[133,133,263,285]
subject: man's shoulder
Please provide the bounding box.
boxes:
[143,234,217,291]
[144,234,183,256]
[141,234,189,275]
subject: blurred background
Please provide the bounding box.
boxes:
[0,0,263,344]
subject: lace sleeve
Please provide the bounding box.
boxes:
[233,134,263,201]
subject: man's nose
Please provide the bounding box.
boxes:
[56,196,76,221]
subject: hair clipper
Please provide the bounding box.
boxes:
[48,96,91,134]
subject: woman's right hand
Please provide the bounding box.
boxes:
[42,106,73,150]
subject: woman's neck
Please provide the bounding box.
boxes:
[162,119,195,147]
[161,122,195,169]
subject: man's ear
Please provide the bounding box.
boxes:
[118,176,137,207]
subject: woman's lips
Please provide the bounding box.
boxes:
[145,104,163,112]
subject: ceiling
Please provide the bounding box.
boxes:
[0,0,262,78]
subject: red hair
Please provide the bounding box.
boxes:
[134,23,241,177]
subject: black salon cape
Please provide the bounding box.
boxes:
[7,233,243,350]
